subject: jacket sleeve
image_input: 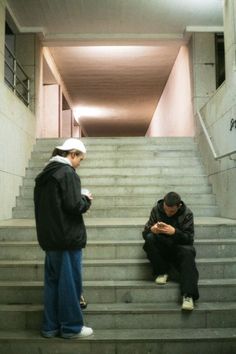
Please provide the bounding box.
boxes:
[60,169,91,215]
[142,206,158,240]
[173,211,194,245]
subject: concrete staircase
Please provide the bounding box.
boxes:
[0,137,236,354]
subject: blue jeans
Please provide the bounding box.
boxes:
[42,250,84,337]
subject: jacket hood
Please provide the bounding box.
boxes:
[156,198,186,217]
[35,160,73,186]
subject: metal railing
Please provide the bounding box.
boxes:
[197,111,236,160]
[4,44,30,107]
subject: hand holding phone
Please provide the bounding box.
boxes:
[157,221,166,228]
[81,188,93,200]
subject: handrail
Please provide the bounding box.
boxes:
[4,44,30,107]
[5,44,29,79]
[197,111,236,160]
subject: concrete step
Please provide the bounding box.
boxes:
[88,205,219,217]
[30,149,199,162]
[34,136,196,147]
[22,175,210,187]
[15,193,216,208]
[0,279,236,304]
[0,258,235,281]
[0,239,236,261]
[0,302,236,330]
[29,156,204,168]
[83,239,236,260]
[1,217,236,241]
[20,184,212,198]
[25,165,205,178]
[0,328,235,354]
[33,143,198,153]
[81,302,236,330]
[12,204,219,219]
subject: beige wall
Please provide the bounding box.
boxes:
[146,45,195,137]
[0,0,37,220]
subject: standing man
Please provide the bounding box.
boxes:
[34,138,93,339]
[142,191,199,310]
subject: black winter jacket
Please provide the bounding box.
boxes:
[142,199,194,246]
[34,161,91,251]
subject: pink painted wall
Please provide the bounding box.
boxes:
[146,46,195,137]
[73,124,81,137]
[61,109,72,138]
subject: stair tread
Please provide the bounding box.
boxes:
[0,257,235,265]
[1,278,236,287]
[18,192,216,197]
[23,182,210,187]
[1,301,236,312]
[1,238,236,245]
[1,216,236,228]
[0,328,235,341]
[14,204,219,208]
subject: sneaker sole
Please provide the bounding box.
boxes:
[182,306,194,311]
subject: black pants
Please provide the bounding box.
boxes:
[143,233,199,300]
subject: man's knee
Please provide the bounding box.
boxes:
[177,245,196,259]
[143,233,156,252]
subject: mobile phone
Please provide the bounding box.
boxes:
[157,222,164,227]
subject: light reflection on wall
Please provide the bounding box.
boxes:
[73,106,123,122]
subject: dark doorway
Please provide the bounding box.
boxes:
[215,33,225,89]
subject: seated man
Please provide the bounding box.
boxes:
[142,191,199,310]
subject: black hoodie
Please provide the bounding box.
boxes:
[34,161,91,251]
[142,199,194,246]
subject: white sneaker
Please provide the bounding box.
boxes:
[64,326,93,339]
[77,326,93,338]
[182,296,194,311]
[155,274,168,285]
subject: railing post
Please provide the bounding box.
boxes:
[4,44,31,107]
[13,58,16,94]
[27,78,30,106]
[197,111,217,159]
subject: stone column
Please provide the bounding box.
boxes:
[61,109,72,138]
[41,84,60,137]
[191,32,216,114]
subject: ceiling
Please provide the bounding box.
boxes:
[7,0,223,136]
